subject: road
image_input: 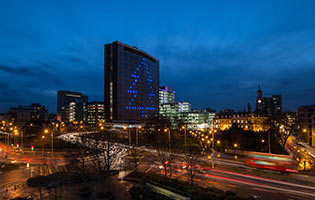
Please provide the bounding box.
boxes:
[138,155,315,200]
[0,142,67,165]
[60,131,315,199]
[286,136,314,171]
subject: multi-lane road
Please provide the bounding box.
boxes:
[2,131,315,200]
[59,131,315,200]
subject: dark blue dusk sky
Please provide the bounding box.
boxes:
[1,0,315,113]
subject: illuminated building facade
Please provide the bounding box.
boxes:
[87,102,105,125]
[297,105,315,147]
[57,91,88,122]
[255,86,282,114]
[214,112,269,132]
[105,41,159,122]
[179,110,215,130]
[159,86,175,104]
[159,101,191,123]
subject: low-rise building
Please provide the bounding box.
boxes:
[214,112,269,132]
[7,103,48,128]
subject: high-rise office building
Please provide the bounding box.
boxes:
[57,91,88,122]
[159,86,175,104]
[255,86,282,114]
[105,41,159,122]
[87,102,105,125]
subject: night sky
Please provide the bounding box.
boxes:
[0,0,315,113]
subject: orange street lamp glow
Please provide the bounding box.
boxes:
[303,129,307,133]
[44,129,49,134]
[123,126,127,130]
[234,144,238,148]
[42,135,45,139]
[100,126,104,130]
[261,139,265,143]
[217,140,221,145]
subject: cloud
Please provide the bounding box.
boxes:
[0,63,63,85]
[66,54,87,64]
[0,64,34,75]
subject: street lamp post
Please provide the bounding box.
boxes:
[182,125,187,153]
[51,130,54,157]
[164,128,171,151]
[268,130,271,154]
[21,130,23,149]
[41,135,45,156]
[211,130,215,168]
[136,126,141,147]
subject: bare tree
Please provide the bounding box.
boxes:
[154,143,178,178]
[155,146,169,178]
[277,127,291,150]
[128,146,144,172]
[183,144,200,185]
[89,131,122,193]
[167,150,177,178]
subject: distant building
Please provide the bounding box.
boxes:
[214,112,269,132]
[57,91,88,122]
[178,102,191,113]
[297,105,315,147]
[180,110,215,130]
[87,102,105,126]
[159,101,191,123]
[104,41,159,122]
[255,86,282,114]
[48,113,57,122]
[159,86,175,104]
[7,103,48,127]
[284,112,296,128]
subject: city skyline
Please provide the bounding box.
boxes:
[1,0,315,113]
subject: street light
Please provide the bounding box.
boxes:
[164,128,171,151]
[182,125,187,153]
[234,143,238,148]
[217,140,221,145]
[123,126,131,145]
[41,135,45,156]
[303,129,307,133]
[44,128,53,157]
[261,139,265,143]
[136,126,142,146]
